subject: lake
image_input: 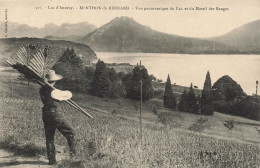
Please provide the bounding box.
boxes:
[96,52,260,95]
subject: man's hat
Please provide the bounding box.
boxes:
[51,89,72,101]
[45,70,63,81]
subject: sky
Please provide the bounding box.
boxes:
[0,0,259,37]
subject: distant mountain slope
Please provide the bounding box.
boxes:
[79,16,236,54]
[52,22,97,37]
[209,20,260,53]
[44,35,81,43]
[0,22,97,39]
[0,38,97,66]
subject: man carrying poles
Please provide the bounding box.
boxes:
[6,46,93,165]
[40,70,76,165]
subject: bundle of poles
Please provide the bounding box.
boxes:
[6,46,93,119]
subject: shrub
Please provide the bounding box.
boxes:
[213,101,232,114]
[153,90,164,99]
[157,112,182,128]
[231,96,260,120]
[178,83,199,114]
[213,96,260,120]
[186,83,199,113]
[224,120,235,130]
[178,90,188,111]
[152,107,158,115]
[189,118,208,132]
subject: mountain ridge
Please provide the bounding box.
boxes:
[208,20,260,52]
[1,17,259,54]
[0,22,97,39]
[78,16,239,54]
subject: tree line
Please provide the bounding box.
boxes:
[163,71,214,115]
[53,48,154,100]
[163,72,260,119]
[52,48,259,119]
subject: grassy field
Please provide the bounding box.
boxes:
[0,76,260,167]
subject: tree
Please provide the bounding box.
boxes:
[212,75,246,102]
[163,74,176,109]
[178,90,188,111]
[157,79,163,83]
[117,72,126,81]
[141,67,154,101]
[186,83,199,113]
[83,66,95,91]
[126,66,140,100]
[58,48,83,68]
[108,68,118,82]
[126,65,153,101]
[149,74,157,82]
[123,73,133,97]
[90,60,111,98]
[201,71,214,115]
[53,48,84,92]
[108,68,124,98]
[231,96,260,120]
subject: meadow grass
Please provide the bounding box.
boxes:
[0,80,260,167]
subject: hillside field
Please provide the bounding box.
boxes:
[0,74,260,167]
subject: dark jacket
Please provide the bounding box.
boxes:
[39,85,59,112]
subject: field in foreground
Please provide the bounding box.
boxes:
[0,79,260,167]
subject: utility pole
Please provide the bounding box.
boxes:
[139,60,143,147]
[139,60,143,167]
[256,80,258,98]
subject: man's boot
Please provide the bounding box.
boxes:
[47,142,56,165]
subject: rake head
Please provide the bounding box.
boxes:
[6,45,63,81]
[12,63,41,81]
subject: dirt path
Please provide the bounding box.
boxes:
[0,150,50,168]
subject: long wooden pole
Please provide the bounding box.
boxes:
[37,81,81,112]
[6,60,93,119]
[43,80,93,118]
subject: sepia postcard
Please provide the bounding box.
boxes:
[0,0,259,167]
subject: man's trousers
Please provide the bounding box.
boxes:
[42,110,76,163]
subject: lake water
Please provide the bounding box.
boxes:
[96,52,260,95]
